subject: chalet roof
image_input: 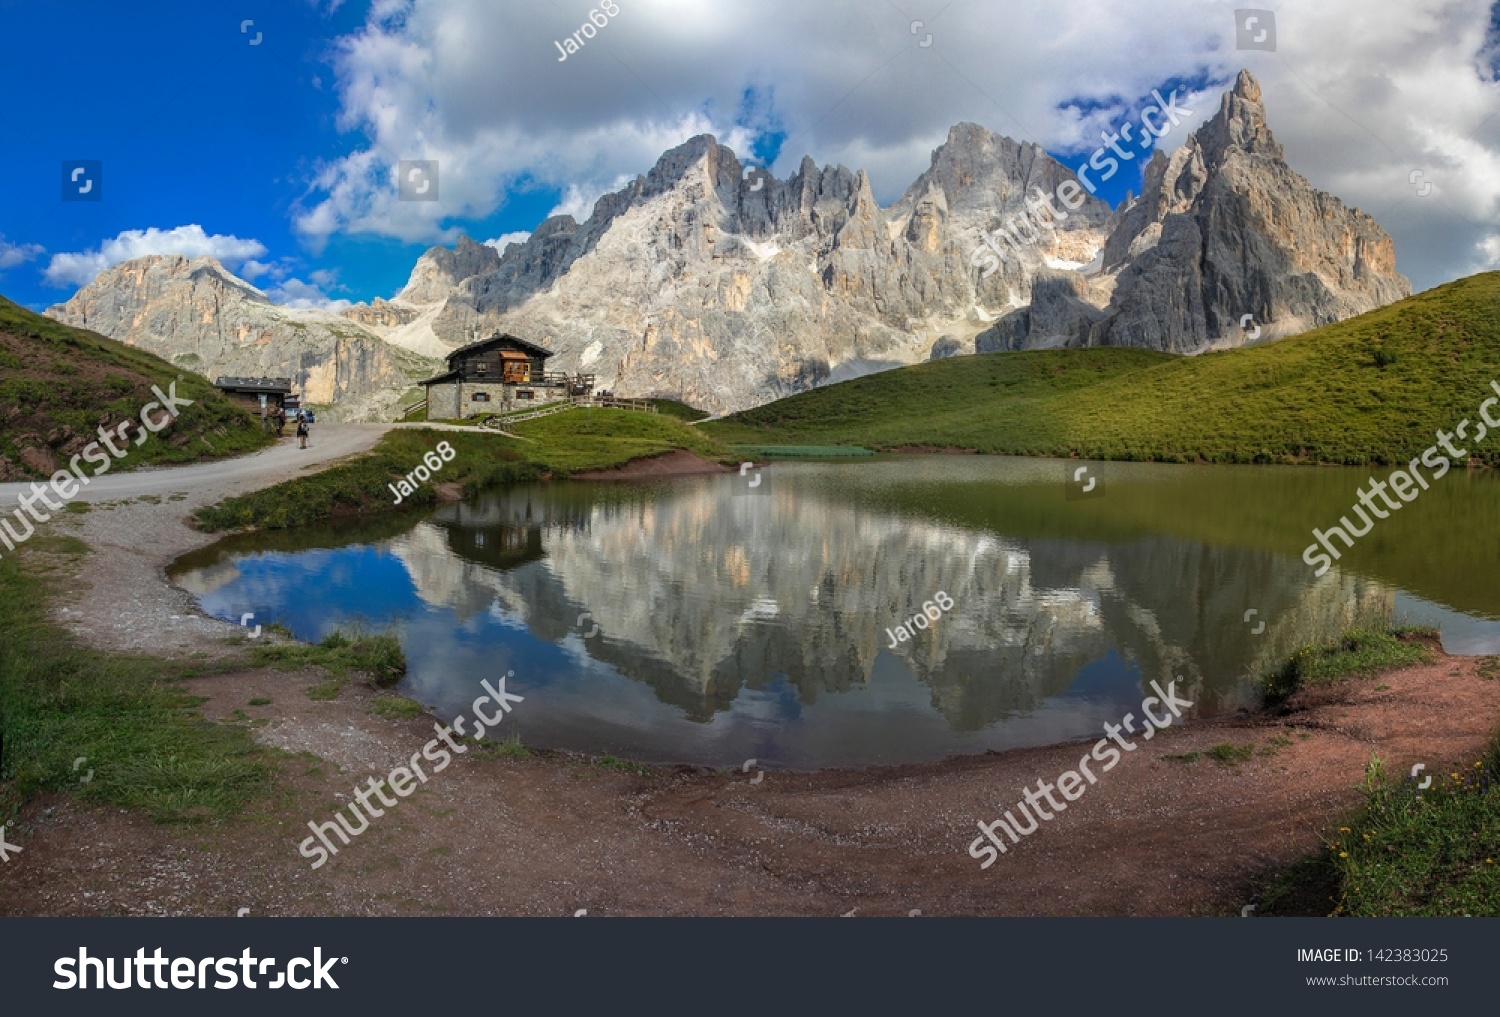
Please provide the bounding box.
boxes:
[214,377,292,393]
[420,369,461,387]
[446,332,553,367]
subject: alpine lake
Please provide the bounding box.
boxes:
[169,456,1500,769]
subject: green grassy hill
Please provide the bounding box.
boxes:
[704,272,1500,467]
[0,296,272,480]
[193,407,730,531]
[648,398,710,422]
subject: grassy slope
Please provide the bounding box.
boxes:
[193,408,730,531]
[704,273,1500,466]
[0,537,272,823]
[0,296,273,479]
[649,398,710,422]
[513,406,725,470]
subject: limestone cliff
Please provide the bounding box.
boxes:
[346,125,1112,414]
[45,255,439,421]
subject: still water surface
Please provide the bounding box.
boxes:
[170,457,1500,768]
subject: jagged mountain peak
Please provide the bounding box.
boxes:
[1018,69,1409,354]
[895,120,1106,224]
[1232,67,1260,101]
[1194,68,1282,168]
[396,233,502,304]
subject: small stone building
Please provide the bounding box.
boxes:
[421,333,593,420]
[213,377,292,416]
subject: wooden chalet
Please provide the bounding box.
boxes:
[418,332,593,420]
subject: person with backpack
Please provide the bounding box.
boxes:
[296,415,309,449]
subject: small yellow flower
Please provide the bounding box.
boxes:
[1339,826,1351,833]
[1339,851,1349,858]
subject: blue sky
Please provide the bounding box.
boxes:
[0,0,550,308]
[0,0,1495,312]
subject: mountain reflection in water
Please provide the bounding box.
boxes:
[171,458,1500,768]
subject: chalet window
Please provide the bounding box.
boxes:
[475,362,490,374]
[517,389,535,400]
[472,392,490,402]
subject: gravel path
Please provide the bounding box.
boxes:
[0,424,391,504]
[3,426,389,655]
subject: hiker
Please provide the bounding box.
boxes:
[296,415,309,449]
[275,406,287,435]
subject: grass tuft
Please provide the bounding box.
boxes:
[1262,628,1433,705]
[593,754,651,775]
[370,696,425,720]
[305,681,342,701]
[470,730,531,760]
[1207,742,1255,767]
[251,626,406,686]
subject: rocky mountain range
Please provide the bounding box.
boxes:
[45,256,439,422]
[46,70,1408,417]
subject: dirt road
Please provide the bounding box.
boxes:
[0,425,391,504]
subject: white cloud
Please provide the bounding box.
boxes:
[1479,234,1500,270]
[265,275,352,311]
[483,231,531,252]
[0,237,44,272]
[294,0,1500,291]
[239,259,279,282]
[44,226,268,288]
